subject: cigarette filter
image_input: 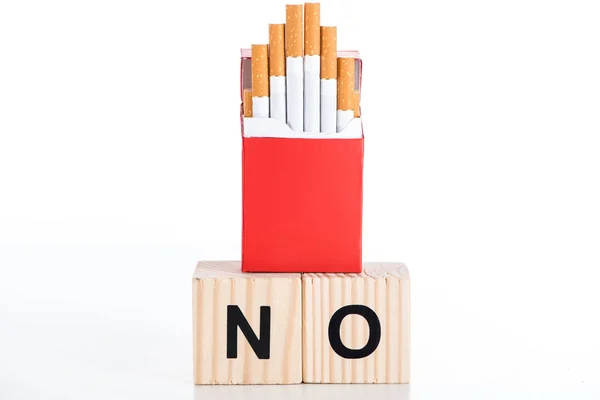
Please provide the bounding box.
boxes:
[269,24,286,123]
[251,44,269,118]
[354,89,360,118]
[336,57,354,132]
[303,2,320,132]
[320,26,337,133]
[244,89,253,117]
[286,4,303,131]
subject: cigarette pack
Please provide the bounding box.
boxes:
[240,48,364,273]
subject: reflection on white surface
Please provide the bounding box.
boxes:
[194,384,410,400]
[193,383,600,400]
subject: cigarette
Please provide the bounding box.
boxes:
[269,24,286,123]
[303,2,320,133]
[251,44,269,118]
[285,4,303,131]
[336,57,354,132]
[244,89,253,117]
[354,89,360,118]
[320,26,337,133]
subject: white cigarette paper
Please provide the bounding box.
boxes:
[286,56,303,131]
[304,55,320,132]
[268,23,285,123]
[269,76,286,122]
[320,25,337,134]
[251,44,269,118]
[303,3,320,132]
[336,57,355,132]
[320,79,337,133]
[336,109,353,132]
[252,97,269,118]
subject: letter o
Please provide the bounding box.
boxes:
[328,304,381,359]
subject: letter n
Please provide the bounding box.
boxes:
[226,305,271,359]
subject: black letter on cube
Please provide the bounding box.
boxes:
[226,305,271,359]
[328,305,381,359]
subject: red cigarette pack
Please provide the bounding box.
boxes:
[240,49,364,273]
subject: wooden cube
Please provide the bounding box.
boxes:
[192,261,302,384]
[302,262,410,383]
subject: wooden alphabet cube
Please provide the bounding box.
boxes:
[192,261,302,384]
[302,263,410,383]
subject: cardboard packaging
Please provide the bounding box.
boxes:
[240,49,364,273]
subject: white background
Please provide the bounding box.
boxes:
[1,0,600,398]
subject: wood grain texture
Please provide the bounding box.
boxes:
[302,262,410,383]
[193,261,302,384]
